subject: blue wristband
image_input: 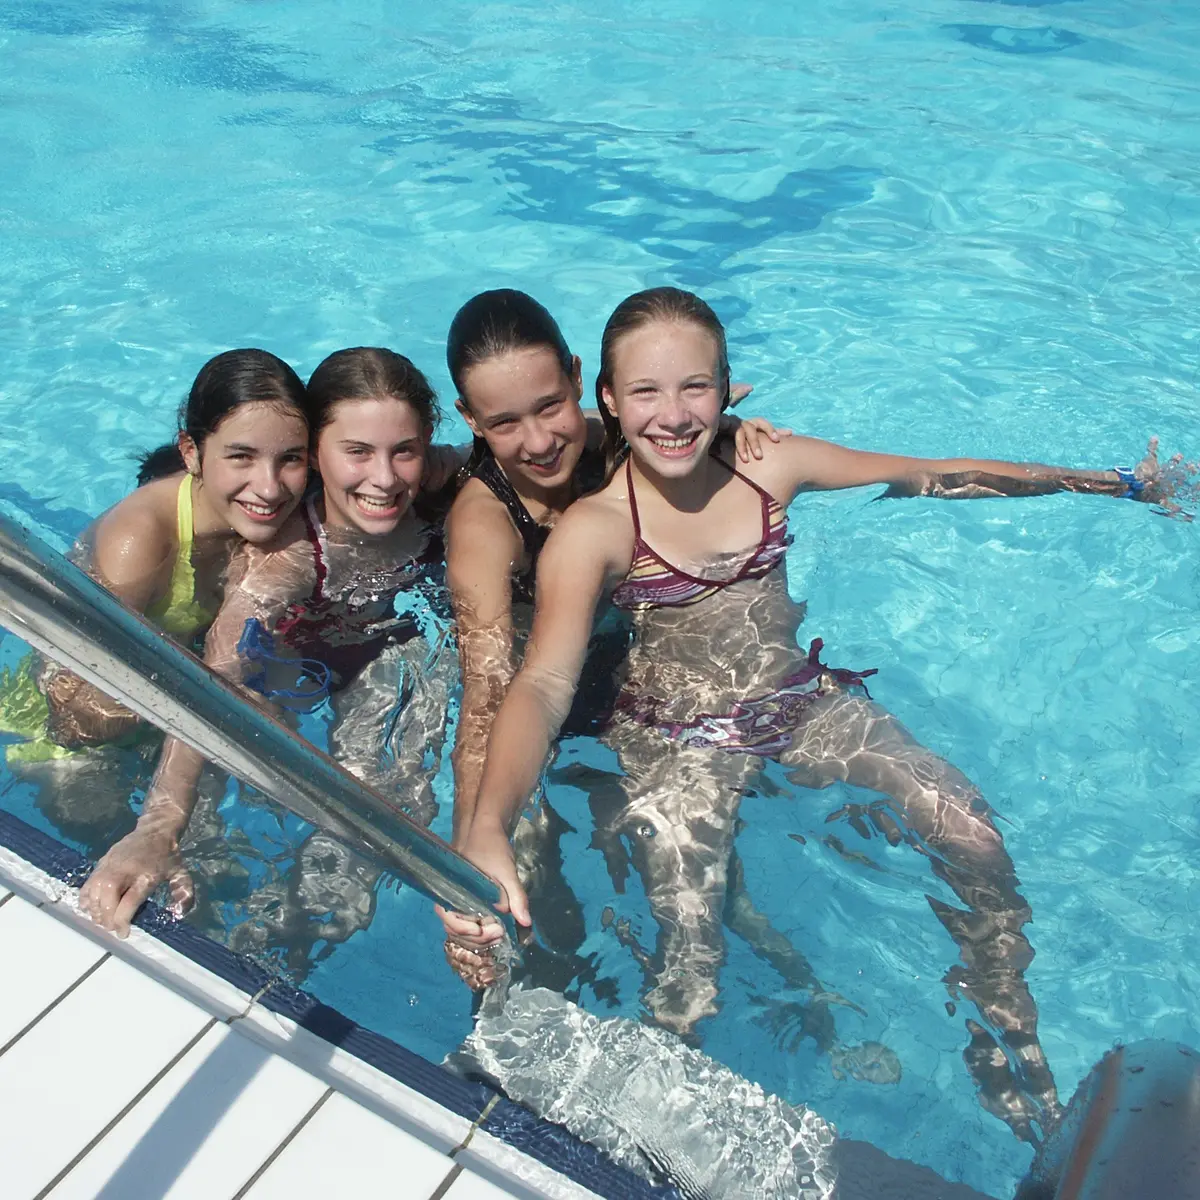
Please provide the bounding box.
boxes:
[1113,466,1144,498]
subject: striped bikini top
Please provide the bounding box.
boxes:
[610,455,790,611]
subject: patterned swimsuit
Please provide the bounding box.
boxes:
[610,456,875,756]
[273,496,444,687]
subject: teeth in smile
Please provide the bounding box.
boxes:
[240,501,279,516]
[355,495,394,511]
[649,435,697,449]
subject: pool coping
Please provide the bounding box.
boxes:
[0,808,679,1200]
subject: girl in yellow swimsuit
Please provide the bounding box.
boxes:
[0,348,313,759]
[77,348,465,946]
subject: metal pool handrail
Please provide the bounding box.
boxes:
[0,510,512,942]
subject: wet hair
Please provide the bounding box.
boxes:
[306,347,441,439]
[447,289,572,397]
[137,349,310,486]
[595,287,732,476]
[446,290,574,475]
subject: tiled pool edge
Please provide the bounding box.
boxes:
[0,810,678,1200]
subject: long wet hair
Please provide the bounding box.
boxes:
[306,347,440,439]
[137,349,310,486]
[446,289,574,475]
[595,287,732,477]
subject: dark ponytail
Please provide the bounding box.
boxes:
[138,349,310,485]
[595,287,731,478]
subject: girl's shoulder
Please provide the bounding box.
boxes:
[447,475,524,550]
[91,474,183,557]
[552,485,633,556]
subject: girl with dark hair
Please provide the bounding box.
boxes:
[440,292,882,1073]
[79,347,459,940]
[445,286,1193,1142]
[443,288,772,844]
[0,348,312,759]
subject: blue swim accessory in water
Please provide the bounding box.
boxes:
[236,617,332,708]
[1113,466,1145,498]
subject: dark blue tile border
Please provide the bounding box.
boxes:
[0,808,677,1199]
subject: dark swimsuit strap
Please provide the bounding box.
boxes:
[624,453,773,589]
[474,452,549,562]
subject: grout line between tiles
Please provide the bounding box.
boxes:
[427,1162,465,1200]
[230,1086,335,1200]
[0,952,111,1060]
[32,1016,220,1200]
[450,1092,502,1159]
[225,980,273,1025]
[426,1090,504,1200]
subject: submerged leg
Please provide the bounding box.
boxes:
[601,734,750,1038]
[782,689,1060,1142]
[724,850,901,1083]
[329,635,455,828]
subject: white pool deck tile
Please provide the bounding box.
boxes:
[1,956,217,1199]
[444,1165,537,1199]
[240,1090,453,1199]
[0,853,603,1200]
[46,1024,329,1200]
[0,894,106,1050]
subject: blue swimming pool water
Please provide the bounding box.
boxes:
[2,0,1199,1194]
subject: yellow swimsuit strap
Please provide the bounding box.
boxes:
[145,475,213,637]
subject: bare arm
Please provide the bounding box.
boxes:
[753,434,1143,508]
[422,441,473,494]
[445,488,524,843]
[79,536,313,936]
[45,504,175,747]
[138,536,314,823]
[459,503,628,925]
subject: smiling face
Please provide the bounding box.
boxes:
[601,319,725,479]
[182,401,310,543]
[314,396,428,533]
[458,346,587,496]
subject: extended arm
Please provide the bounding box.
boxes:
[79,538,311,935]
[759,434,1166,507]
[458,504,625,926]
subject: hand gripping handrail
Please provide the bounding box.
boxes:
[0,510,512,945]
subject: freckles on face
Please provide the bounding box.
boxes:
[315,396,428,532]
[608,320,724,466]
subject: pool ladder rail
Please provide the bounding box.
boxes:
[0,509,514,949]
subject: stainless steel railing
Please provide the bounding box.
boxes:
[0,510,511,941]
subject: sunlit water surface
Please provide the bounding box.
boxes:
[1,1,1199,1195]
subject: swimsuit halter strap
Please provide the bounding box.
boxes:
[475,451,545,558]
[303,494,329,605]
[625,456,643,541]
[176,473,194,552]
[624,451,771,559]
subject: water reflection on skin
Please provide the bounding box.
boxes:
[474,556,1059,1144]
[192,633,455,980]
[9,633,452,987]
[448,589,899,1077]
